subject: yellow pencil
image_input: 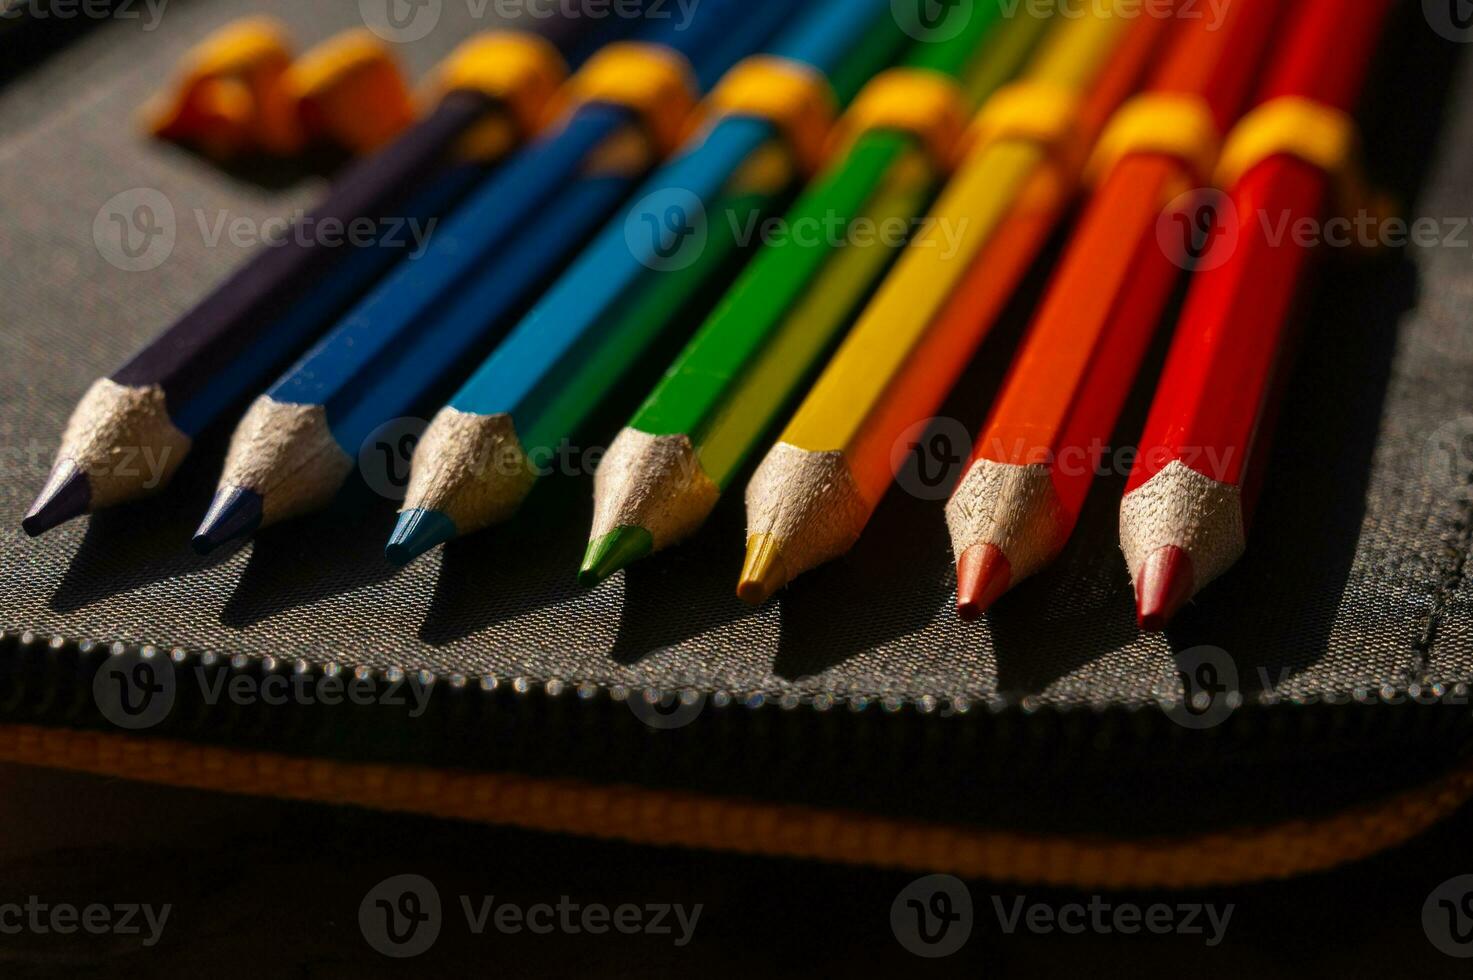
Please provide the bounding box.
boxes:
[739,1,1175,604]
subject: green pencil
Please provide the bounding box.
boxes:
[579,6,1053,586]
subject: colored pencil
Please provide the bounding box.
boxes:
[577,2,1053,587]
[192,0,793,552]
[23,19,601,538]
[738,2,1173,605]
[944,0,1287,619]
[388,0,909,567]
[1120,0,1396,630]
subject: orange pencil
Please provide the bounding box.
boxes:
[945,0,1288,618]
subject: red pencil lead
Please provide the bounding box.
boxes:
[956,544,1012,621]
[1135,545,1195,632]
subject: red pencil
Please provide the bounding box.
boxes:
[1119,0,1397,630]
[945,0,1287,619]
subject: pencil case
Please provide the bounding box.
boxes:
[2,3,1471,888]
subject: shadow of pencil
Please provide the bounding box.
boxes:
[47,443,231,614]
[986,540,1151,700]
[769,486,956,682]
[218,483,399,628]
[607,493,753,665]
[47,503,229,614]
[173,144,352,194]
[415,475,589,647]
[1161,251,1419,690]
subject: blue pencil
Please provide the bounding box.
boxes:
[193,0,793,552]
[387,0,907,565]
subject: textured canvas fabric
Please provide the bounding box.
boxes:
[0,0,1470,716]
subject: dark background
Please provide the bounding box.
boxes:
[0,761,1469,976]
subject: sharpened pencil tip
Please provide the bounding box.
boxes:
[192,486,263,555]
[385,508,457,566]
[1136,545,1195,632]
[579,525,653,588]
[737,533,789,607]
[22,459,90,537]
[956,543,1012,621]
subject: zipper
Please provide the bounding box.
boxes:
[2,626,1470,842]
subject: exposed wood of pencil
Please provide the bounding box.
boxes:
[216,395,354,525]
[402,408,537,534]
[1120,459,1247,625]
[21,380,191,536]
[590,431,721,550]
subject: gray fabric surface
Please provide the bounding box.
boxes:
[1,0,1471,709]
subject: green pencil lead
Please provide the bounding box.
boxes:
[579,525,655,587]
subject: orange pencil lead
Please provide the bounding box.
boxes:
[1135,545,1195,632]
[955,544,1012,621]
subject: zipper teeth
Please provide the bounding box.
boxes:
[7,626,1473,842]
[3,626,1472,717]
[15,625,1473,826]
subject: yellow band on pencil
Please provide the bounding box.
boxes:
[1085,92,1220,187]
[557,41,701,157]
[1216,96,1396,233]
[706,55,838,175]
[431,31,570,139]
[286,29,413,156]
[962,80,1085,179]
[167,15,294,85]
[142,16,300,158]
[825,68,968,172]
